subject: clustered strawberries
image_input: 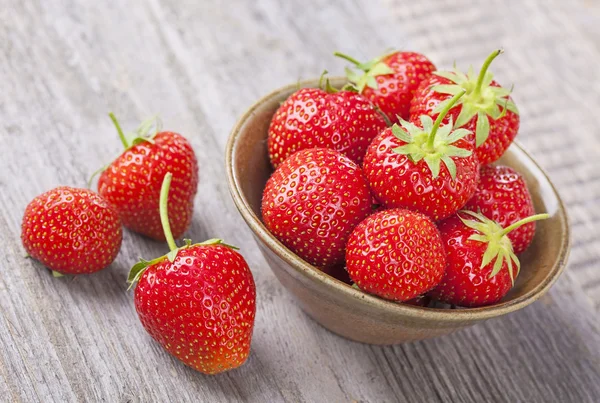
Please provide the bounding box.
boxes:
[18,47,550,377]
[263,49,548,308]
[21,115,256,375]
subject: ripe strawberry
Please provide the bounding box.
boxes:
[429,211,548,307]
[345,208,446,302]
[363,90,480,221]
[465,165,536,254]
[335,50,436,123]
[267,75,387,168]
[21,187,122,275]
[262,148,371,269]
[409,49,519,165]
[97,114,198,241]
[129,173,256,375]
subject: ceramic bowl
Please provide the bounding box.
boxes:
[225,78,570,344]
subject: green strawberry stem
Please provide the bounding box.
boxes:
[318,70,328,89]
[426,90,466,149]
[499,213,549,237]
[472,49,503,99]
[109,112,129,149]
[333,52,362,67]
[318,70,338,94]
[159,172,177,251]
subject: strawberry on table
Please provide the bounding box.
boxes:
[21,187,122,275]
[465,165,536,254]
[429,210,548,307]
[129,173,256,375]
[97,114,198,241]
[262,148,372,269]
[267,74,387,168]
[409,49,519,165]
[345,208,446,302]
[335,50,436,122]
[363,90,480,221]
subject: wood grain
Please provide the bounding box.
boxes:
[1,0,599,401]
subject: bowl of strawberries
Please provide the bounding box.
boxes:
[226,49,570,344]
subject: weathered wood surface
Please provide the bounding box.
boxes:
[1,0,599,401]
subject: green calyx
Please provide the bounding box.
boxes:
[459,211,549,285]
[431,49,519,146]
[334,51,395,92]
[318,70,341,94]
[392,90,472,180]
[126,172,238,289]
[87,113,163,188]
[318,70,355,94]
[109,112,162,150]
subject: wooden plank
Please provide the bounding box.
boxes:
[0,0,599,401]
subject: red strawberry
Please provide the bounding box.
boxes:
[335,50,436,122]
[97,114,198,241]
[21,187,122,275]
[429,210,548,307]
[409,49,519,165]
[262,148,372,269]
[267,75,387,168]
[129,173,256,375]
[465,165,536,254]
[345,208,446,302]
[363,90,480,221]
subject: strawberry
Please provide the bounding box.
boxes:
[409,49,519,165]
[345,208,446,302]
[129,173,256,375]
[267,74,387,168]
[429,211,548,307]
[335,50,436,123]
[465,165,536,254]
[262,148,372,269]
[97,114,198,241]
[363,90,480,221]
[21,187,122,275]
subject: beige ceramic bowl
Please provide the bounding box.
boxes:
[225,78,570,344]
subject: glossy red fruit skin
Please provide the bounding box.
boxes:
[361,51,436,122]
[21,187,122,274]
[363,127,480,221]
[98,132,198,241]
[429,214,513,307]
[262,148,372,269]
[134,245,256,375]
[345,208,446,302]
[465,165,535,254]
[409,75,519,165]
[267,88,387,168]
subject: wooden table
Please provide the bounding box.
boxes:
[1,0,599,401]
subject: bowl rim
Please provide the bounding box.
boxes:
[225,78,571,323]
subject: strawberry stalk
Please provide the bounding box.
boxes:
[109,112,129,149]
[499,213,549,237]
[426,90,466,149]
[159,172,178,251]
[472,49,503,99]
[333,52,362,66]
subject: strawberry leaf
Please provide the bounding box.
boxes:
[127,258,155,290]
[475,112,490,146]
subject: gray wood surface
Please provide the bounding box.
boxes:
[1,0,599,402]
